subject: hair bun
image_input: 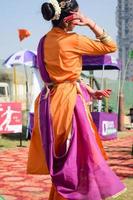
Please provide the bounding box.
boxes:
[41,2,55,21]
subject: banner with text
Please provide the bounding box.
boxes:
[0,102,22,134]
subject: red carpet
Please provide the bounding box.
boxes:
[0,135,132,200]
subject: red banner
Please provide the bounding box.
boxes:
[0,102,22,134]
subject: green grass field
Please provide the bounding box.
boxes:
[0,128,29,148]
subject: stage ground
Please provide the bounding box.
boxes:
[0,132,133,200]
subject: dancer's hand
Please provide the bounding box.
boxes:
[64,11,95,27]
[92,89,112,100]
[64,11,104,37]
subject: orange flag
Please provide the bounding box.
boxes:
[18,29,31,41]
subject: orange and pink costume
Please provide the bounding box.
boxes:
[27,28,125,200]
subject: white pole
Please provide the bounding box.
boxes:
[98,65,105,112]
[101,65,105,90]
[23,64,29,110]
[116,70,121,114]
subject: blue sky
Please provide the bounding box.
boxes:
[0,0,117,60]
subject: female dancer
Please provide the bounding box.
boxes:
[27,0,126,199]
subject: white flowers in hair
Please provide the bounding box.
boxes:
[49,0,61,20]
[49,0,71,20]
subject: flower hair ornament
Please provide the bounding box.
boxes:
[49,0,61,20]
[49,0,71,20]
[60,0,71,9]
